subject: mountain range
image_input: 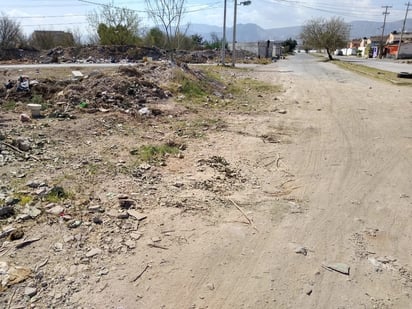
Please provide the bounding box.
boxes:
[186,19,412,42]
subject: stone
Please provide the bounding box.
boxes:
[119,199,135,209]
[67,220,82,228]
[86,248,102,258]
[20,114,31,123]
[53,242,63,252]
[93,216,103,224]
[294,245,308,256]
[16,139,31,152]
[26,207,42,218]
[127,210,147,221]
[0,206,15,219]
[322,263,350,275]
[24,287,37,298]
[206,283,215,291]
[278,109,287,114]
[88,205,103,212]
[124,240,136,249]
[26,180,41,188]
[46,205,64,216]
[72,71,84,80]
[117,212,129,219]
[130,232,142,240]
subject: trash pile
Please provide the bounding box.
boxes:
[0,62,179,116]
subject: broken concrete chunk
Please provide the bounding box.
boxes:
[86,248,102,258]
[322,262,350,275]
[127,209,147,221]
[72,71,84,80]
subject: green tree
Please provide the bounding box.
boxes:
[300,17,350,60]
[0,12,23,49]
[191,34,203,48]
[204,33,221,49]
[87,1,141,45]
[282,38,297,53]
[144,27,166,47]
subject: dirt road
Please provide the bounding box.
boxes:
[2,54,412,308]
[67,54,411,308]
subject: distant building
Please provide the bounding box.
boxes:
[231,41,283,59]
[384,31,412,59]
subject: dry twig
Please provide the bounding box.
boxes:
[130,264,151,282]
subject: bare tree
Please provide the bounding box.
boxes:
[87,1,141,45]
[145,0,186,52]
[0,12,23,49]
[301,17,350,60]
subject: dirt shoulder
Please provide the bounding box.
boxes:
[1,54,412,308]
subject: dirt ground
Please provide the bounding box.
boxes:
[1,53,412,309]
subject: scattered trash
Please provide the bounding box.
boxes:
[0,261,31,290]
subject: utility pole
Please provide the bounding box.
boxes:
[231,1,252,67]
[379,5,391,59]
[396,2,410,59]
[232,0,238,67]
[221,0,227,65]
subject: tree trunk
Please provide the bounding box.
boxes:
[326,48,333,60]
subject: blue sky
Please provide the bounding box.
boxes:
[1,0,410,36]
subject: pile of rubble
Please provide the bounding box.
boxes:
[0,62,183,117]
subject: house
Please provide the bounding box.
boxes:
[358,36,382,58]
[233,41,283,59]
[257,40,283,59]
[384,31,412,59]
[341,38,361,56]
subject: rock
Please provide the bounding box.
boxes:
[72,70,84,80]
[0,206,15,219]
[124,240,136,249]
[86,248,102,258]
[20,114,32,123]
[119,199,135,209]
[127,210,147,221]
[278,109,287,114]
[63,235,74,243]
[26,207,42,218]
[24,287,37,298]
[151,236,161,243]
[0,262,31,288]
[26,180,41,188]
[46,205,64,216]
[67,220,82,228]
[54,242,63,252]
[93,216,103,224]
[117,212,129,219]
[9,228,24,240]
[206,283,215,291]
[138,107,152,116]
[130,232,142,240]
[322,262,350,275]
[294,245,308,256]
[5,197,19,206]
[15,138,31,152]
[88,205,103,212]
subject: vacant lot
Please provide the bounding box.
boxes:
[1,53,412,308]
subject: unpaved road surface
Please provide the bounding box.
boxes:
[1,53,412,309]
[82,54,412,308]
